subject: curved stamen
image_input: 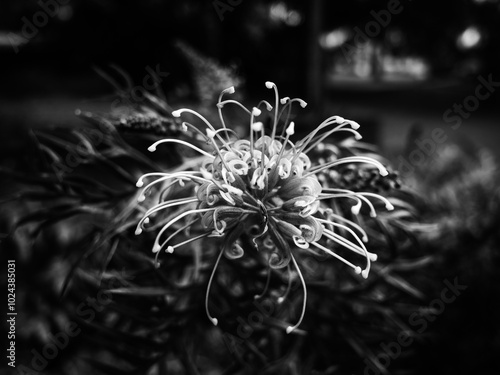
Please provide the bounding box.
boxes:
[205,248,225,326]
[140,179,178,205]
[286,253,307,334]
[249,107,262,159]
[293,118,350,156]
[305,156,388,177]
[138,173,211,202]
[137,172,170,187]
[311,241,363,275]
[320,192,377,217]
[217,99,252,115]
[158,217,201,249]
[135,197,198,234]
[318,193,363,215]
[322,187,392,217]
[304,128,362,154]
[149,139,215,159]
[319,224,366,257]
[137,171,200,187]
[142,197,197,216]
[356,193,395,211]
[217,86,236,141]
[172,108,227,145]
[152,208,214,253]
[257,100,273,112]
[165,231,212,254]
[154,248,162,268]
[138,176,189,203]
[322,227,376,278]
[265,81,280,141]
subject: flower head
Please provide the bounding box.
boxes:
[135,82,394,333]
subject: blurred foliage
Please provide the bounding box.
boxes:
[399,134,500,375]
[1,45,500,375]
[2,0,500,100]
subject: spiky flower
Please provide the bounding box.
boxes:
[135,82,394,333]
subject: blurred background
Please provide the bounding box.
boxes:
[1,0,500,159]
[2,1,500,374]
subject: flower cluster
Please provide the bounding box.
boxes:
[135,82,394,333]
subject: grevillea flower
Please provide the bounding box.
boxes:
[135,82,394,333]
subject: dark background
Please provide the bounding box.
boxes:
[1,1,500,374]
[1,0,500,160]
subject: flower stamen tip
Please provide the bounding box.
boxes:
[286,122,295,136]
[252,121,263,132]
[351,202,361,215]
[252,107,262,116]
[361,269,370,279]
[265,81,275,89]
[171,110,182,117]
[286,326,295,334]
[206,128,216,139]
[147,145,156,152]
[349,120,361,129]
[298,99,307,108]
[166,246,175,254]
[210,318,218,326]
[135,227,142,235]
[354,266,362,275]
